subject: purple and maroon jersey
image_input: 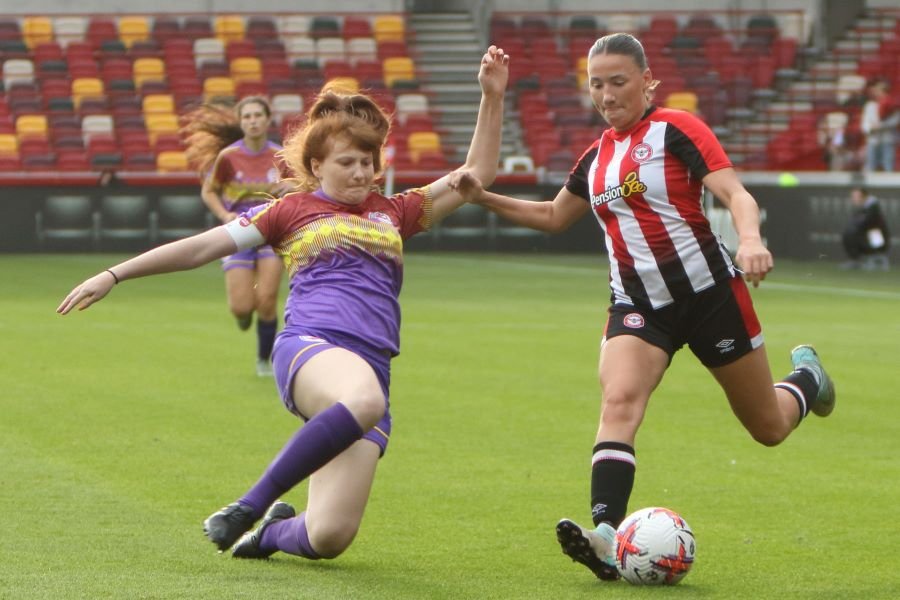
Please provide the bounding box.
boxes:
[207,140,290,213]
[234,187,433,355]
[565,106,737,309]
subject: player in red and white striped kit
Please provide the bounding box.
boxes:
[475,33,836,581]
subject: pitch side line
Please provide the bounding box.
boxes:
[420,256,900,301]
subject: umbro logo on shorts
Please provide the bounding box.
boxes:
[716,338,735,353]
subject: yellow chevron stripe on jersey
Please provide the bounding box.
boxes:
[275,214,404,276]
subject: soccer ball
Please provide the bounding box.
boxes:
[615,507,696,585]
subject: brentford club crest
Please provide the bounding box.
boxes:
[623,313,645,328]
[239,216,251,227]
[630,143,653,164]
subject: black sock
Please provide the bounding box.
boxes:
[775,369,818,422]
[257,318,278,361]
[590,441,636,528]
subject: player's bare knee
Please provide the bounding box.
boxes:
[600,392,643,429]
[750,427,786,447]
[342,388,385,430]
[309,520,359,558]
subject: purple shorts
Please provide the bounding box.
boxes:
[221,244,278,271]
[271,330,392,455]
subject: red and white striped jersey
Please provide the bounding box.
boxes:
[565,106,737,309]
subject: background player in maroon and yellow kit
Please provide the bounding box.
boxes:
[471,33,836,581]
[183,96,293,376]
[58,46,509,562]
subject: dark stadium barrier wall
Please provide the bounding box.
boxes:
[2,172,898,260]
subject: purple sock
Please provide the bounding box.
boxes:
[257,318,277,361]
[239,403,364,518]
[259,511,320,558]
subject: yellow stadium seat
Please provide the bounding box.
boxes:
[407,131,441,163]
[0,133,19,156]
[133,57,166,88]
[23,17,54,48]
[118,16,150,48]
[71,77,105,109]
[214,15,245,43]
[230,57,262,83]
[203,76,236,102]
[16,115,49,140]
[664,91,699,113]
[142,94,175,115]
[576,56,589,88]
[373,15,404,42]
[157,150,190,172]
[325,77,359,94]
[382,56,414,88]
[145,113,180,145]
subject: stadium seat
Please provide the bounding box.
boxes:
[22,17,53,48]
[86,17,118,48]
[286,37,316,64]
[394,93,429,125]
[71,77,105,109]
[278,15,311,37]
[407,131,441,163]
[156,195,214,242]
[156,150,189,172]
[2,58,35,89]
[133,57,166,88]
[142,94,175,115]
[0,18,22,44]
[342,17,372,40]
[202,76,236,102]
[664,91,699,113]
[604,14,638,34]
[151,16,181,43]
[54,16,87,47]
[224,39,256,61]
[35,195,98,250]
[118,15,149,48]
[193,37,225,68]
[0,133,19,157]
[315,37,346,66]
[145,113,179,145]
[376,39,408,61]
[230,57,262,83]
[346,37,377,64]
[309,16,340,40]
[81,115,115,143]
[271,93,303,125]
[214,15,245,43]
[15,114,49,140]
[373,15,404,42]
[246,16,277,42]
[502,155,535,173]
[383,56,415,88]
[433,203,491,245]
[97,194,154,251]
[56,149,91,171]
[183,16,213,38]
[324,76,359,93]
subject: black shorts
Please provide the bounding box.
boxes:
[604,276,763,368]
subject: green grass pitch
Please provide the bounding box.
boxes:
[1,252,898,599]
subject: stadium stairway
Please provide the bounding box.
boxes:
[407,11,520,165]
[722,8,898,170]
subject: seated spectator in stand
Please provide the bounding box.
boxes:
[861,79,899,172]
[841,186,891,271]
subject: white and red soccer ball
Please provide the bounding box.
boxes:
[615,507,696,585]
